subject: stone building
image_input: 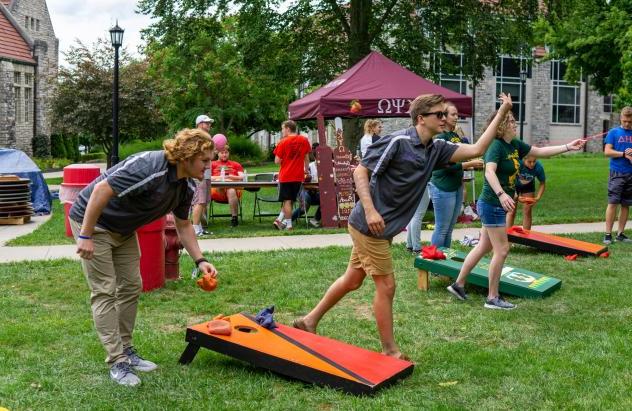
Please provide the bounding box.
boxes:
[0,0,58,155]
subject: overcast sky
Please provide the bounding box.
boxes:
[48,0,153,66]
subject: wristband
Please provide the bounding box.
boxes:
[78,235,91,240]
[195,258,209,267]
[565,144,569,152]
[496,191,505,198]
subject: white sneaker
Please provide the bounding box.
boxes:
[124,347,158,372]
[110,361,141,386]
[308,219,321,228]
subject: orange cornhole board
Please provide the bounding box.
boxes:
[507,226,607,257]
[179,313,414,395]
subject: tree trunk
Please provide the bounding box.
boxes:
[348,0,372,66]
[342,117,363,156]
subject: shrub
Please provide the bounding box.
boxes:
[32,134,51,157]
[80,152,106,162]
[120,139,165,160]
[226,135,265,164]
[63,135,80,162]
[33,157,73,172]
[50,134,67,158]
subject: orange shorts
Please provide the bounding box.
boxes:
[211,188,242,203]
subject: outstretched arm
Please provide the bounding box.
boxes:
[528,139,585,157]
[450,93,513,163]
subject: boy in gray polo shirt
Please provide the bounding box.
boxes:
[293,93,513,360]
[70,128,218,386]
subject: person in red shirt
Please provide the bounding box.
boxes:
[210,145,244,227]
[273,120,311,230]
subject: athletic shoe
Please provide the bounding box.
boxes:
[447,282,468,300]
[603,233,613,244]
[273,219,285,230]
[230,216,238,227]
[110,361,141,386]
[308,219,321,228]
[484,297,516,310]
[616,232,632,243]
[124,347,158,372]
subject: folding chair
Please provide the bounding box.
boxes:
[207,188,243,223]
[252,173,283,222]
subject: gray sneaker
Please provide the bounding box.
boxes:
[616,232,632,243]
[603,233,613,244]
[124,347,158,372]
[110,361,141,386]
[484,296,516,310]
[447,282,468,300]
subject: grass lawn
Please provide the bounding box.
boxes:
[11,154,617,247]
[44,177,62,185]
[1,232,631,409]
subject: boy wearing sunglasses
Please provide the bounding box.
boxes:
[294,93,513,360]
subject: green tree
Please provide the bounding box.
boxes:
[139,0,541,147]
[51,39,167,165]
[539,0,632,107]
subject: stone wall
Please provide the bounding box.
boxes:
[530,61,552,146]
[0,60,16,148]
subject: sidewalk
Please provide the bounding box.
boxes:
[0,220,610,263]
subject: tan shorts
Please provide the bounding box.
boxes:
[348,224,393,276]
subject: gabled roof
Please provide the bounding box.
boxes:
[0,2,35,64]
[289,51,472,120]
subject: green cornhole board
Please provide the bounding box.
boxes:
[413,247,561,298]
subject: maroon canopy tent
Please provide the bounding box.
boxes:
[289,51,472,120]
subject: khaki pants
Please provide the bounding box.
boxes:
[70,219,142,366]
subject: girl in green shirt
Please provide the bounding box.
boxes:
[447,110,585,310]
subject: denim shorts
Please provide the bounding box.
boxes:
[477,199,506,227]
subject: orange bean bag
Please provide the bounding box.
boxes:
[197,273,218,291]
[518,196,536,205]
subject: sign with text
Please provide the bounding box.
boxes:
[333,118,355,227]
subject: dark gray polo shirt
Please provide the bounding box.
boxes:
[69,151,195,236]
[348,126,458,240]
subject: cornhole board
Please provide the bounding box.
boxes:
[179,313,414,395]
[414,247,561,298]
[507,226,607,257]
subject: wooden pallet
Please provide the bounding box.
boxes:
[0,216,31,225]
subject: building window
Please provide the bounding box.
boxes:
[604,95,613,113]
[24,73,32,86]
[14,72,21,84]
[36,19,40,31]
[24,88,31,122]
[551,60,580,124]
[495,56,530,122]
[434,52,467,95]
[30,17,35,30]
[14,87,22,123]
[25,16,29,28]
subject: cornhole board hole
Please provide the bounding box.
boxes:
[179,313,414,395]
[507,226,607,257]
[414,247,561,298]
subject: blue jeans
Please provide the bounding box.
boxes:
[291,190,321,221]
[429,183,463,248]
[406,186,430,251]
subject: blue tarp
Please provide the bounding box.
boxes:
[0,149,52,215]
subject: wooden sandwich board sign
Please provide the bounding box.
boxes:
[507,226,607,257]
[179,313,414,395]
[414,247,561,298]
[333,117,355,227]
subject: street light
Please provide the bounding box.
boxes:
[519,69,527,141]
[109,21,124,166]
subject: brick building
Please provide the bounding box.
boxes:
[0,0,58,155]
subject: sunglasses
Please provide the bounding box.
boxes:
[420,111,449,119]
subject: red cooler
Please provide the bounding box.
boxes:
[59,164,101,237]
[137,216,166,292]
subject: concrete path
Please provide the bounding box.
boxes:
[0,220,611,263]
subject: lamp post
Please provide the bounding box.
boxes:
[109,22,124,166]
[519,69,527,141]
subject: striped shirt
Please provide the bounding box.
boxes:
[70,151,194,235]
[348,127,458,240]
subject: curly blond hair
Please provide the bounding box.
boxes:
[486,110,515,138]
[163,128,214,164]
[364,119,381,135]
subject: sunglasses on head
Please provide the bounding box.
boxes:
[420,110,449,119]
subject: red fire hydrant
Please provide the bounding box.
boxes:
[164,213,183,280]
